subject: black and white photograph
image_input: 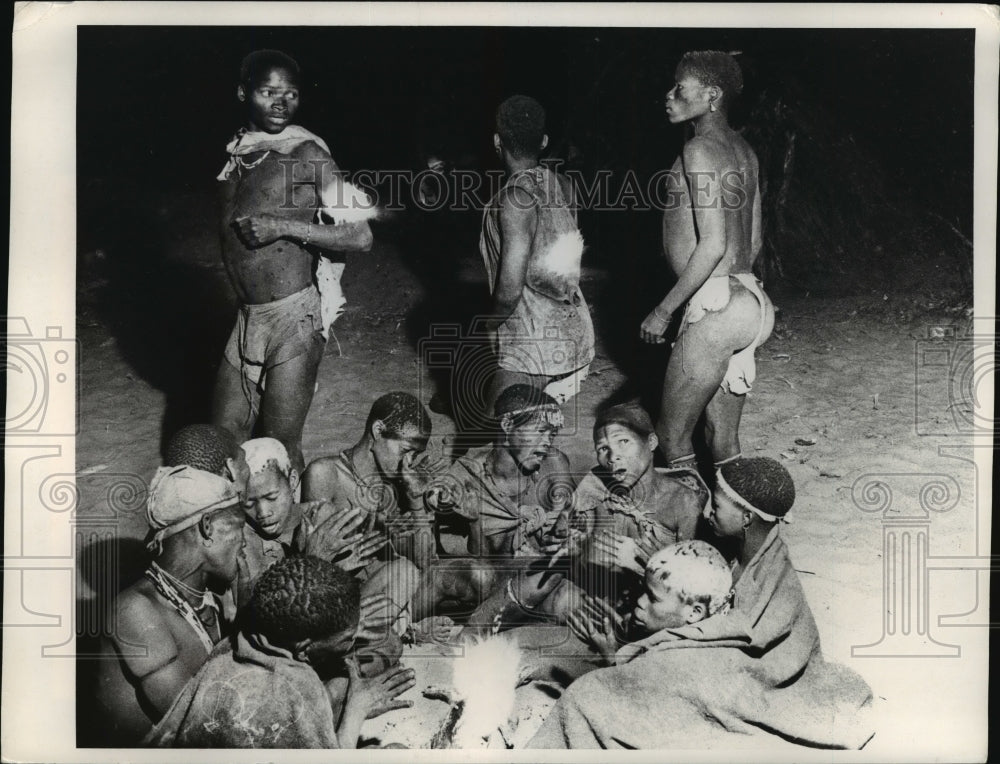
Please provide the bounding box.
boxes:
[4,2,996,761]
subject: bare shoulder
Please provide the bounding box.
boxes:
[292,138,337,165]
[115,581,180,673]
[682,134,728,169]
[301,455,351,501]
[498,180,537,214]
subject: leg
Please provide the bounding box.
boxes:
[255,339,324,474]
[703,387,747,464]
[211,358,254,444]
[656,290,760,463]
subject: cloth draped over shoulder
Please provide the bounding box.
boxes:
[529,527,875,750]
[143,631,339,749]
[217,126,331,181]
[432,447,553,557]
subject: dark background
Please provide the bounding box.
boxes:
[78,26,974,237]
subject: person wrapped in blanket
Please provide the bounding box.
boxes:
[144,556,416,748]
[529,457,875,750]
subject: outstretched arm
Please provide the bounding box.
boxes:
[641,138,728,342]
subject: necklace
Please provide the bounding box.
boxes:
[145,562,218,654]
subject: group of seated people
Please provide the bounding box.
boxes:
[92,383,874,749]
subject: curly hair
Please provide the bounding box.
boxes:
[249,556,360,646]
[240,49,301,88]
[677,51,744,104]
[647,540,733,616]
[164,424,240,477]
[365,391,432,439]
[719,457,795,519]
[593,402,656,441]
[496,95,546,159]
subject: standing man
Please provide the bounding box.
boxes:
[480,95,595,410]
[641,52,775,469]
[213,49,373,473]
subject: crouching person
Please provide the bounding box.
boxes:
[144,556,416,748]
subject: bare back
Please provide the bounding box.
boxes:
[663,127,760,278]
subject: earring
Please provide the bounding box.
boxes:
[710,102,717,112]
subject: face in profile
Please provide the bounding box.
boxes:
[664,70,711,124]
[632,570,705,633]
[372,423,429,481]
[303,621,360,668]
[204,505,247,582]
[242,66,300,134]
[704,489,747,538]
[244,463,295,540]
[504,410,560,473]
[594,423,655,490]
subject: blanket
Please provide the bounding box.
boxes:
[528,527,875,750]
[143,631,340,748]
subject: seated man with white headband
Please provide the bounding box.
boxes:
[530,457,875,750]
[94,465,246,745]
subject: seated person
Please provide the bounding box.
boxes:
[423,385,581,630]
[239,437,447,667]
[570,403,708,614]
[566,540,732,665]
[302,392,444,572]
[144,556,416,748]
[163,423,251,501]
[93,465,246,745]
[529,457,875,750]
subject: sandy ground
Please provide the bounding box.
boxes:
[75,189,985,755]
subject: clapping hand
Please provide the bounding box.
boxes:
[566,594,625,664]
[593,531,647,576]
[400,449,450,502]
[355,594,400,642]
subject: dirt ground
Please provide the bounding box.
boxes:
[75,189,985,755]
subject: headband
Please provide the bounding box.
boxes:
[715,469,791,524]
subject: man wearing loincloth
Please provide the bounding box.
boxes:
[144,557,416,748]
[212,49,373,473]
[481,95,595,410]
[640,52,775,469]
[93,465,246,745]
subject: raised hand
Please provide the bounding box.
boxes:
[297,505,367,561]
[593,531,646,576]
[356,594,398,641]
[400,448,450,501]
[566,606,620,665]
[233,214,290,248]
[333,530,386,574]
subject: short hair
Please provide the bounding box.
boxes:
[242,437,292,479]
[240,49,301,88]
[719,457,795,518]
[365,391,432,439]
[249,556,360,646]
[164,424,240,477]
[676,51,744,104]
[494,384,560,429]
[646,540,732,616]
[593,403,655,441]
[496,95,546,159]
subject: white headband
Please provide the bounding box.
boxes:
[715,469,791,524]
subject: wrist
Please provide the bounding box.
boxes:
[652,303,672,320]
[299,220,313,246]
